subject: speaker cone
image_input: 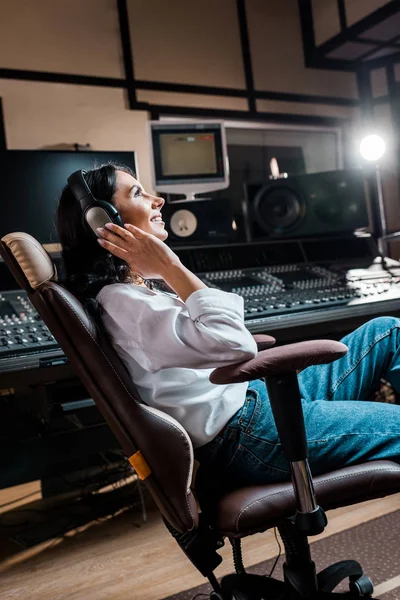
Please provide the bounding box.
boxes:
[254,185,306,234]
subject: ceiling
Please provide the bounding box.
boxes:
[300,1,400,70]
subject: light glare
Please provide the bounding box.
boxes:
[359,134,386,162]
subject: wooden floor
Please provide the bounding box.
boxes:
[0,480,399,600]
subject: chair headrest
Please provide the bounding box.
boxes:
[1,232,57,290]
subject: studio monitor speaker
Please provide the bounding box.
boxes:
[244,169,370,241]
[162,198,235,245]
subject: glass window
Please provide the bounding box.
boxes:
[221,125,341,204]
[161,119,342,243]
[164,122,341,205]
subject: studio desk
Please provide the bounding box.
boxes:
[2,234,400,489]
[1,234,400,385]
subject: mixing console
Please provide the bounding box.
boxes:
[2,254,400,374]
[198,262,400,332]
[0,290,66,372]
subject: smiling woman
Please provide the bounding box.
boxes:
[55,161,257,451]
[56,161,208,311]
[110,170,168,241]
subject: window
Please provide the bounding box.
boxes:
[160,118,343,243]
[162,119,342,206]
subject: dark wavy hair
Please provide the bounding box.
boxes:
[56,162,135,318]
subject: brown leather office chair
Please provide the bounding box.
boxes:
[1,231,400,600]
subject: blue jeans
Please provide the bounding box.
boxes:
[195,317,400,488]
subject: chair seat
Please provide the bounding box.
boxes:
[214,460,400,538]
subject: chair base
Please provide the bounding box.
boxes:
[213,563,376,599]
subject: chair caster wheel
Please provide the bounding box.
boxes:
[349,575,374,597]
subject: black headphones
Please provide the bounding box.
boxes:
[67,169,123,236]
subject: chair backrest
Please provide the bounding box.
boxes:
[0,232,198,533]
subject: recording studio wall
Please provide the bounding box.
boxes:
[0,1,398,247]
[0,0,359,190]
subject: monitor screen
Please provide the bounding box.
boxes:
[0,150,136,245]
[149,121,229,199]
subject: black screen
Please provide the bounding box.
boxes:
[302,237,376,262]
[0,150,136,244]
[277,269,321,285]
[176,240,304,271]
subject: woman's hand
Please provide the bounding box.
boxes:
[96,222,181,279]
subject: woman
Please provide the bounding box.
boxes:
[57,162,400,490]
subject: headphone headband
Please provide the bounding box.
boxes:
[67,170,97,210]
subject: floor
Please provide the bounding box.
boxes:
[166,507,400,599]
[0,479,399,600]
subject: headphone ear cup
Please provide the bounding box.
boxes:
[84,201,123,235]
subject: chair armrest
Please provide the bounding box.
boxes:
[210,340,348,384]
[210,340,347,464]
[252,333,276,351]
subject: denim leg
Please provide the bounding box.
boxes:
[218,382,400,487]
[298,395,400,476]
[196,317,400,488]
[298,316,400,401]
[293,317,400,475]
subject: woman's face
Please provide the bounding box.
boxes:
[112,170,167,241]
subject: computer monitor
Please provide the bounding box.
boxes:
[149,120,229,201]
[0,150,137,248]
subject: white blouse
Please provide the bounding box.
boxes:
[97,283,258,448]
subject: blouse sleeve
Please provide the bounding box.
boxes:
[98,285,258,372]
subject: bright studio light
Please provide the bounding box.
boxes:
[359,134,386,162]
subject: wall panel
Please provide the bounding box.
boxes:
[394,63,400,81]
[345,0,391,26]
[0,0,123,78]
[312,0,341,46]
[373,102,395,158]
[128,0,246,89]
[247,0,358,97]
[256,99,359,119]
[137,90,248,111]
[370,68,388,98]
